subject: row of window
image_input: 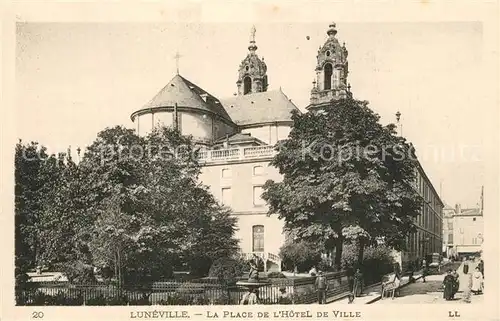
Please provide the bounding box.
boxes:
[449,235,482,245]
[221,166,265,179]
[407,230,442,256]
[221,186,265,207]
[415,170,442,215]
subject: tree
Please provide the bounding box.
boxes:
[263,98,421,269]
[78,125,239,284]
[279,240,322,273]
[15,141,71,303]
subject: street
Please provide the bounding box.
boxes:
[376,274,485,304]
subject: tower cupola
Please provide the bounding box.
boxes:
[308,22,350,109]
[236,25,268,95]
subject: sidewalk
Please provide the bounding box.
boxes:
[330,271,423,304]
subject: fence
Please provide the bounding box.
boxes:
[17,271,355,306]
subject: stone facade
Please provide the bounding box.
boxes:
[442,194,484,258]
[399,164,444,271]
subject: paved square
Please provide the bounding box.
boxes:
[376,275,485,304]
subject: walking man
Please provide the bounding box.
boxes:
[315,271,328,304]
[422,259,428,283]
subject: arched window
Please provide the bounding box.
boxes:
[244,76,252,94]
[252,225,264,252]
[324,63,333,90]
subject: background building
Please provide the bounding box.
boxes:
[442,187,484,259]
[442,204,456,257]
[130,23,443,273]
[396,163,444,271]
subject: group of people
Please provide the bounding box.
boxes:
[442,256,484,302]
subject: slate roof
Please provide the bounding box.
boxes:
[142,74,233,123]
[220,89,301,126]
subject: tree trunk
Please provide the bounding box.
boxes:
[334,237,343,271]
[357,239,365,267]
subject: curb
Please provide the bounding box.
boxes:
[365,275,423,304]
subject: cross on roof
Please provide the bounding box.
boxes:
[174,51,182,74]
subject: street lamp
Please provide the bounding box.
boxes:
[421,236,430,260]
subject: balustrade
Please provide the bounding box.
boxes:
[197,145,277,164]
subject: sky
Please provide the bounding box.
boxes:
[15,21,491,208]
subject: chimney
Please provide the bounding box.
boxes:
[455,203,461,214]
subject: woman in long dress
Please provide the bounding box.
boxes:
[451,270,459,299]
[442,270,455,300]
[458,259,471,292]
[462,273,473,303]
[471,267,484,294]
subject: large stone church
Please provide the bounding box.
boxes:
[130,23,443,272]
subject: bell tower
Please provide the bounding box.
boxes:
[308,22,350,110]
[236,25,268,95]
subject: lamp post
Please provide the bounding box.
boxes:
[422,236,430,261]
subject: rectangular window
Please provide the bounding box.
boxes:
[253,186,265,206]
[252,225,265,252]
[447,221,453,230]
[222,168,232,178]
[253,165,265,176]
[221,188,231,206]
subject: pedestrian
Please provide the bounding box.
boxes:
[315,271,328,304]
[478,259,484,279]
[408,261,416,283]
[462,257,469,274]
[422,259,428,283]
[451,270,459,299]
[309,266,318,277]
[240,287,259,305]
[443,270,455,301]
[353,268,364,297]
[471,267,484,295]
[462,273,473,303]
[278,287,291,304]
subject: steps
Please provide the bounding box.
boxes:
[242,252,282,272]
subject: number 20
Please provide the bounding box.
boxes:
[32,311,44,318]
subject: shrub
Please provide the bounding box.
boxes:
[317,257,335,272]
[279,241,322,273]
[56,261,96,284]
[341,243,395,285]
[208,257,246,284]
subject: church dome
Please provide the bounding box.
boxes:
[137,74,232,122]
[130,74,237,142]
